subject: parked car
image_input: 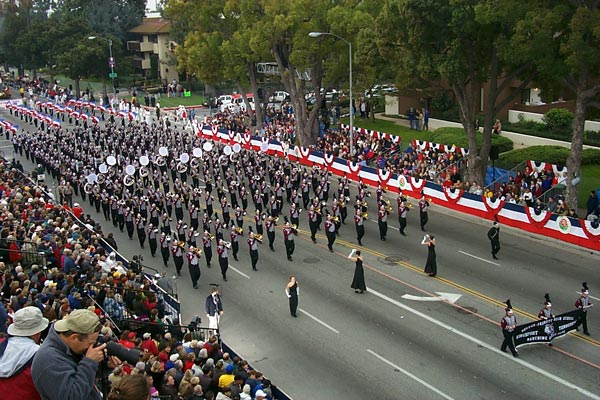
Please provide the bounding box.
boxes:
[233,93,255,112]
[269,90,289,103]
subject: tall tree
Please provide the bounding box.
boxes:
[513,1,600,209]
[375,0,536,185]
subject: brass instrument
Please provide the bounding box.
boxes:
[223,241,232,249]
[176,241,186,248]
[331,216,340,223]
[407,202,414,209]
[139,166,149,177]
[235,227,243,234]
[273,217,279,223]
[255,234,263,242]
[361,201,368,208]
[292,224,298,230]
[189,247,203,255]
[209,234,215,241]
[385,199,393,213]
[361,212,368,219]
[315,209,321,215]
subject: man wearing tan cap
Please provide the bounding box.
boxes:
[0,306,49,400]
[31,309,117,400]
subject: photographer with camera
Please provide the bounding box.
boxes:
[31,309,122,400]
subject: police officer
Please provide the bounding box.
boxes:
[575,282,593,336]
[500,299,518,357]
[488,221,500,260]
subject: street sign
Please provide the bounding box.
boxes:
[109,72,118,78]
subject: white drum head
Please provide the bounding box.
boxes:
[159,146,169,157]
[87,174,98,184]
[106,155,117,166]
[203,142,213,152]
[180,153,190,163]
[125,165,136,176]
[139,155,149,166]
[99,163,108,174]
[193,147,202,158]
[223,145,232,156]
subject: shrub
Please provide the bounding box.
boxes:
[431,127,514,153]
[430,92,453,112]
[495,146,569,169]
[543,108,574,131]
[582,148,600,165]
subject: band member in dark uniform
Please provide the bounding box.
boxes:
[500,300,518,357]
[377,204,389,241]
[397,197,409,236]
[285,276,299,318]
[217,239,229,281]
[230,225,240,261]
[282,221,297,261]
[147,223,158,257]
[538,293,554,320]
[202,231,213,268]
[354,211,365,246]
[488,221,500,260]
[186,247,201,289]
[348,249,366,293]
[418,193,430,232]
[248,232,260,271]
[289,203,300,229]
[172,241,185,276]
[575,282,593,336]
[136,215,146,248]
[265,215,276,252]
[254,210,264,236]
[159,232,170,268]
[324,214,336,252]
[308,205,318,243]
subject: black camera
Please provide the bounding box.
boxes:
[96,336,141,365]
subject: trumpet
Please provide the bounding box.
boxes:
[209,234,215,241]
[361,212,368,219]
[331,216,340,223]
[315,209,321,215]
[407,202,413,209]
[177,241,186,248]
[361,201,368,208]
[235,227,243,234]
[255,234,263,242]
[189,247,203,255]
[273,217,279,223]
[386,205,394,212]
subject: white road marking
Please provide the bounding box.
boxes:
[368,288,600,400]
[367,349,456,400]
[228,265,250,279]
[576,291,600,302]
[458,250,500,266]
[401,292,462,304]
[298,308,339,334]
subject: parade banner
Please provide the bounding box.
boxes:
[514,309,582,347]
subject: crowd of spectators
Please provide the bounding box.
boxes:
[0,158,276,400]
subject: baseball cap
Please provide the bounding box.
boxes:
[255,390,267,398]
[53,309,101,334]
[7,306,49,337]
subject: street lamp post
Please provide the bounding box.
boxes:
[309,31,353,157]
[88,36,116,105]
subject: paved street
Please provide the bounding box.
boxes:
[1,107,599,400]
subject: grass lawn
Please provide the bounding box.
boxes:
[580,164,600,208]
[340,117,425,144]
[54,75,106,95]
[157,94,206,108]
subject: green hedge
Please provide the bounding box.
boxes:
[494,146,600,169]
[503,121,600,147]
[431,127,514,153]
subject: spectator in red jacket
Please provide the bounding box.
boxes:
[141,332,159,356]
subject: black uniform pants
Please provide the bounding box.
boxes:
[491,239,500,256]
[501,330,517,356]
[378,220,387,240]
[285,239,295,260]
[250,249,258,270]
